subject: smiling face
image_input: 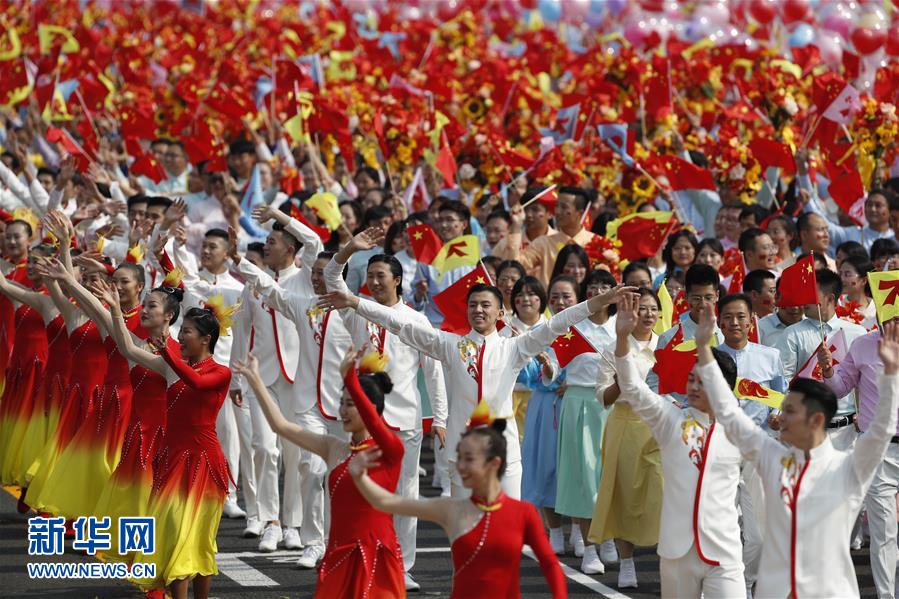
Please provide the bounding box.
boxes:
[686,367,711,412]
[485,217,509,248]
[750,279,777,316]
[310,257,330,296]
[800,214,830,253]
[865,193,889,229]
[200,235,229,272]
[554,194,582,232]
[178,317,212,360]
[467,290,502,334]
[113,267,144,309]
[695,245,724,271]
[562,253,588,284]
[670,236,696,269]
[366,261,400,305]
[548,280,579,314]
[718,298,752,347]
[839,262,866,298]
[523,203,549,235]
[496,268,522,309]
[635,293,660,335]
[746,233,777,271]
[778,392,823,448]
[263,229,296,269]
[338,388,365,434]
[455,434,500,490]
[513,284,541,321]
[436,209,467,243]
[767,220,793,253]
[4,222,31,262]
[140,290,174,331]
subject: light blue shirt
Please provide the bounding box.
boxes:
[718,341,786,428]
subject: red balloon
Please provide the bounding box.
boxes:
[748,0,777,25]
[781,0,809,24]
[886,22,899,56]
[851,27,886,55]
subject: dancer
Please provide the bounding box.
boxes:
[110,295,234,599]
[0,219,34,390]
[611,293,745,598]
[348,402,567,598]
[588,288,663,589]
[697,304,899,598]
[325,226,447,591]
[233,347,405,598]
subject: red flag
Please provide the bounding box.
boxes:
[824,159,865,226]
[435,133,457,189]
[652,345,697,394]
[660,155,716,191]
[120,105,158,140]
[748,316,759,343]
[608,212,676,261]
[749,139,796,176]
[673,292,689,322]
[407,224,443,264]
[130,153,167,184]
[205,84,254,121]
[551,325,597,368]
[289,204,331,242]
[776,255,818,308]
[727,258,746,294]
[433,266,491,334]
[643,56,672,121]
[46,126,82,155]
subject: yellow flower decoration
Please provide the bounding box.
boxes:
[203,294,241,337]
[359,351,388,374]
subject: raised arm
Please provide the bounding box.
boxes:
[348,448,453,526]
[342,351,404,463]
[695,305,779,465]
[0,276,55,315]
[234,356,332,458]
[252,203,323,271]
[234,255,304,323]
[159,341,231,390]
[851,322,899,485]
[36,257,113,333]
[523,503,568,598]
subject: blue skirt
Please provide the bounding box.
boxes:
[521,387,561,509]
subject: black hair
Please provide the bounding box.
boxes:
[406,211,431,226]
[621,261,653,287]
[814,268,842,303]
[743,269,776,295]
[510,276,548,316]
[317,250,335,262]
[717,292,754,315]
[866,188,893,206]
[367,253,404,296]
[363,187,388,203]
[841,254,874,297]
[460,420,508,478]
[150,286,185,324]
[551,244,590,296]
[228,139,256,156]
[497,260,526,283]
[557,186,591,211]
[764,215,797,249]
[480,255,502,276]
[789,377,838,424]
[127,194,149,210]
[383,219,406,256]
[438,200,471,224]
[183,306,220,353]
[270,222,302,253]
[738,227,769,254]
[204,228,229,242]
[739,204,770,226]
[835,240,867,262]
[685,263,720,294]
[247,242,265,255]
[466,283,504,307]
[354,166,381,185]
[114,262,146,291]
[888,192,899,212]
[6,219,33,238]
[146,196,173,211]
[486,209,512,226]
[796,211,826,237]
[689,149,709,168]
[2,151,21,171]
[362,204,392,228]
[697,237,725,259]
[339,200,363,225]
[710,347,738,390]
[885,177,899,196]
[871,238,899,264]
[548,274,583,302]
[662,229,699,274]
[29,243,57,258]
[357,372,393,416]
[636,286,662,310]
[585,268,617,300]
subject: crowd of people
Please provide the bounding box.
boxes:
[1,1,899,598]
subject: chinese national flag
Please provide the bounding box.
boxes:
[435,132,457,189]
[130,153,167,184]
[727,258,746,294]
[407,224,443,265]
[660,155,717,191]
[673,291,689,321]
[776,255,818,308]
[551,325,597,368]
[748,316,759,343]
[824,158,865,225]
[606,211,676,261]
[867,270,899,325]
[748,139,796,176]
[205,84,255,121]
[433,265,491,334]
[653,343,697,394]
[120,104,158,140]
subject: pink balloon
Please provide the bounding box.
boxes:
[564,0,591,20]
[815,32,843,68]
[822,9,853,38]
[623,20,649,47]
[695,2,730,27]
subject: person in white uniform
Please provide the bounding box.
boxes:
[324,227,448,592]
[697,305,899,599]
[613,293,746,598]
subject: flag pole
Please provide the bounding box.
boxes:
[815,302,827,343]
[520,184,557,209]
[479,259,495,286]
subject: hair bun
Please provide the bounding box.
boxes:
[491,418,507,434]
[169,287,185,303]
[370,372,393,396]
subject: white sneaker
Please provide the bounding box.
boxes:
[549,527,565,555]
[570,526,585,557]
[600,540,619,565]
[417,465,427,477]
[296,544,324,569]
[222,497,247,519]
[283,527,302,550]
[618,558,638,588]
[404,572,421,592]
[243,517,264,538]
[258,524,282,552]
[581,544,605,575]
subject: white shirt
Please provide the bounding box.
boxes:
[324,257,448,431]
[595,334,657,401]
[239,259,352,418]
[229,216,322,390]
[355,298,595,464]
[618,355,743,565]
[775,315,867,415]
[757,311,802,349]
[701,360,899,599]
[548,316,615,387]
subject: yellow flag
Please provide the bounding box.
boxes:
[654,278,673,336]
[867,270,899,325]
[0,26,22,61]
[306,192,342,231]
[734,378,784,410]
[38,24,80,54]
[283,113,308,145]
[431,235,480,279]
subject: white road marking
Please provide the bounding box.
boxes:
[216,554,279,587]
[523,548,633,599]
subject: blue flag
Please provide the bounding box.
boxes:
[597,123,634,166]
[539,104,580,143]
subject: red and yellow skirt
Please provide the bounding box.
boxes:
[0,357,46,485]
[316,537,406,599]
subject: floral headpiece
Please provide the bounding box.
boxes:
[467,398,495,430]
[162,266,186,290]
[203,294,240,337]
[358,350,388,374]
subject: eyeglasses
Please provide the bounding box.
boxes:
[688,294,717,303]
[436,217,463,225]
[637,306,660,314]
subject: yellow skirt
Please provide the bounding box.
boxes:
[512,390,531,443]
[588,403,663,547]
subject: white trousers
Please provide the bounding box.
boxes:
[432,432,450,496]
[865,442,899,599]
[247,376,301,526]
[660,545,746,599]
[216,388,258,520]
[296,407,346,548]
[450,459,522,500]
[395,428,422,572]
[739,461,765,588]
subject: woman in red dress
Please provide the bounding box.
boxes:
[232,347,405,599]
[349,402,568,599]
[0,219,34,392]
[110,299,233,599]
